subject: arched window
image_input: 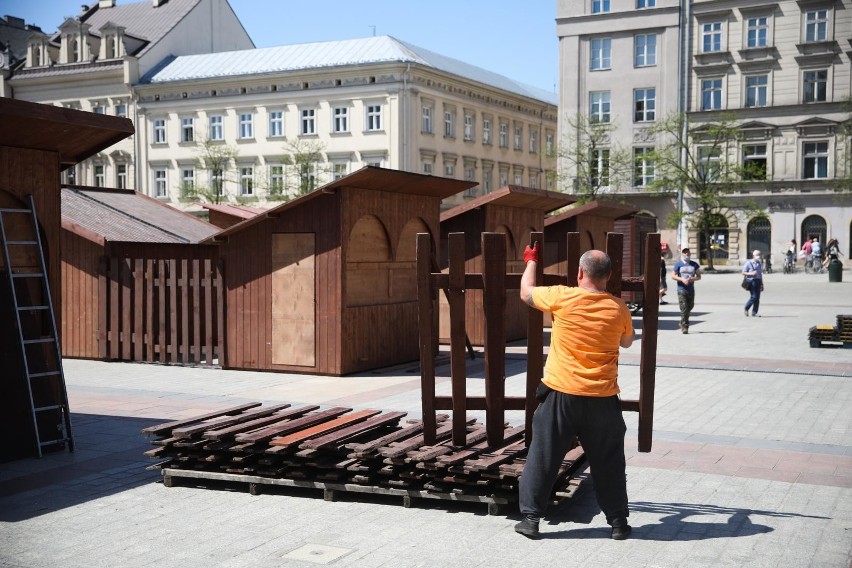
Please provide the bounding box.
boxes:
[698,213,729,262]
[801,214,826,248]
[747,217,771,256]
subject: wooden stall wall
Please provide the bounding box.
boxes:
[60,229,101,358]
[221,193,342,375]
[615,215,658,305]
[339,188,441,374]
[99,243,222,365]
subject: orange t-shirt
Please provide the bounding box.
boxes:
[531,286,633,397]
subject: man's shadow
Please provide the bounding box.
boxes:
[533,484,827,541]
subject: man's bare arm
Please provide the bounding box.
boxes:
[620,331,635,349]
[520,258,539,309]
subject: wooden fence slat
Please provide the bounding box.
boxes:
[134,258,143,361]
[448,232,467,446]
[98,256,108,359]
[121,257,132,360]
[109,256,119,360]
[204,258,213,365]
[481,233,506,446]
[169,259,177,364]
[417,233,437,445]
[158,259,166,363]
[181,258,189,364]
[193,259,200,363]
[146,259,154,362]
[638,232,660,452]
[606,233,623,297]
[215,258,225,365]
[525,231,544,445]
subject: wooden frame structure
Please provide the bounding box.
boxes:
[418,230,660,451]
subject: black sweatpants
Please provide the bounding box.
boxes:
[518,385,628,523]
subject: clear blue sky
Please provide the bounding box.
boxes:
[3,0,559,93]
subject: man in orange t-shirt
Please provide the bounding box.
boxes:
[515,246,635,541]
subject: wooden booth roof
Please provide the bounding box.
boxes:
[203,166,476,242]
[201,203,265,220]
[544,200,640,226]
[0,98,135,170]
[440,185,575,222]
[62,185,220,245]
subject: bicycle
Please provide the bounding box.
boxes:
[783,251,796,274]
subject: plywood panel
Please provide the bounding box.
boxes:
[272,233,315,367]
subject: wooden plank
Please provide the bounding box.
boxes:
[525,231,544,446]
[141,402,263,437]
[481,232,506,445]
[405,426,487,462]
[216,258,225,364]
[133,258,143,361]
[181,258,189,364]
[378,419,476,459]
[300,411,407,450]
[203,405,320,440]
[437,425,525,466]
[158,259,166,363]
[269,409,381,448]
[416,232,437,445]
[271,233,316,367]
[448,232,467,445]
[566,232,580,287]
[146,258,154,362]
[169,259,177,364]
[204,258,213,365]
[606,233,623,297]
[638,232,660,453]
[121,257,131,360]
[172,403,292,439]
[98,255,107,359]
[109,256,119,360]
[236,407,352,444]
[192,258,200,364]
[434,395,526,411]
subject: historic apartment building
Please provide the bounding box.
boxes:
[556,0,851,265]
[3,0,557,212]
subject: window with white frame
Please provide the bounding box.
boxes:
[483,118,492,145]
[530,129,538,153]
[701,78,723,110]
[464,112,474,141]
[181,117,194,143]
[591,148,610,187]
[499,121,508,148]
[634,88,656,122]
[238,113,254,139]
[269,111,284,137]
[701,22,723,53]
[152,119,166,144]
[592,0,610,13]
[636,0,655,7]
[634,147,655,187]
[422,159,433,175]
[332,163,347,180]
[514,124,523,151]
[333,106,349,133]
[529,171,538,188]
[301,108,316,135]
[803,70,827,103]
[366,104,382,131]
[116,164,127,189]
[422,104,433,133]
[697,147,721,182]
[513,172,523,185]
[500,169,509,187]
[803,141,828,179]
[634,34,656,67]
[153,168,167,198]
[444,161,455,178]
[742,144,767,180]
[464,165,475,182]
[746,16,769,48]
[181,167,195,193]
[591,38,611,70]
[546,132,554,156]
[444,109,455,138]
[94,164,105,187]
[483,167,493,193]
[804,9,828,42]
[209,115,223,140]
[745,75,768,107]
[239,166,254,195]
[269,165,284,193]
[590,91,611,123]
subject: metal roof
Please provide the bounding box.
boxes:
[440,185,575,222]
[144,35,557,104]
[62,185,219,244]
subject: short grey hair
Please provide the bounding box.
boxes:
[579,250,611,280]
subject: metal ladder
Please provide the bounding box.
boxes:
[0,194,74,457]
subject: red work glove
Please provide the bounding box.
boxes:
[523,242,540,264]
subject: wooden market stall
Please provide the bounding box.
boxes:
[0,97,133,460]
[202,203,264,229]
[438,185,574,346]
[60,185,221,364]
[204,166,474,376]
[614,213,659,306]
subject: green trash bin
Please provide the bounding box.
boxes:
[828,259,842,282]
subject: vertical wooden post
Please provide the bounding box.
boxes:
[482,232,506,445]
[566,232,580,285]
[145,259,154,362]
[181,258,189,364]
[158,259,166,363]
[448,232,467,445]
[121,258,131,361]
[192,258,200,364]
[98,255,108,359]
[134,258,143,361]
[204,258,213,365]
[109,257,119,360]
[525,231,544,445]
[169,259,177,364]
[215,258,225,366]
[638,233,660,452]
[606,233,624,297]
[416,233,437,445]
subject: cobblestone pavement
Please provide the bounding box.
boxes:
[1,268,850,567]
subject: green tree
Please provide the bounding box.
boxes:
[281,139,332,197]
[645,113,763,270]
[190,137,239,204]
[556,113,633,203]
[833,96,852,197]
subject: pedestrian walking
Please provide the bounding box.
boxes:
[802,238,813,273]
[659,252,668,305]
[742,250,764,317]
[672,247,701,334]
[515,244,635,541]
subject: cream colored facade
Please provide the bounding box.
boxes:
[132,41,557,211]
[557,0,852,266]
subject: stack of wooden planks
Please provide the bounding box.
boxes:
[143,402,586,513]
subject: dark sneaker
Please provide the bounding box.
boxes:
[610,518,632,540]
[744,310,749,317]
[514,515,540,539]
